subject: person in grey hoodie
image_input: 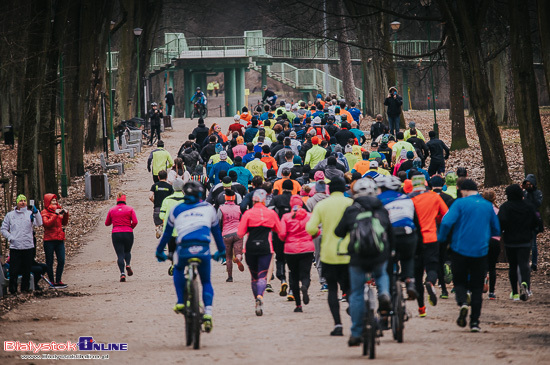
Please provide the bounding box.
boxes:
[522,174,543,271]
[1,194,43,294]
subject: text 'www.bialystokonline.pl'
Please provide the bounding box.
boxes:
[20,354,109,360]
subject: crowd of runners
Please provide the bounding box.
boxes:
[132,88,541,346]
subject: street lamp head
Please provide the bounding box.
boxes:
[390,21,401,31]
[420,0,432,6]
[133,27,143,36]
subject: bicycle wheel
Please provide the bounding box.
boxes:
[366,308,376,359]
[184,292,193,346]
[191,273,201,350]
[392,280,405,343]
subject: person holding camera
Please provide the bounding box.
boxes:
[1,195,43,294]
[148,102,163,146]
[384,86,403,137]
[41,194,69,288]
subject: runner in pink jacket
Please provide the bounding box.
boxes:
[278,195,318,312]
[217,190,244,282]
[105,193,138,282]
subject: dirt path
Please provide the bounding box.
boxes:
[1,116,549,364]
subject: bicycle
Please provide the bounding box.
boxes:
[363,277,382,359]
[190,102,207,120]
[181,257,203,350]
[389,256,408,343]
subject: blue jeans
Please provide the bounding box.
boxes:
[349,262,390,338]
[44,240,65,283]
[388,115,400,137]
[531,232,538,266]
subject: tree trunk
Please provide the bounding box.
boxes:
[538,0,550,100]
[445,26,468,150]
[509,0,550,224]
[335,0,355,103]
[437,0,511,187]
[343,0,391,119]
[505,48,517,127]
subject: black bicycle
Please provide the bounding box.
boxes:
[363,277,381,359]
[183,257,203,349]
[190,102,207,120]
[389,255,409,343]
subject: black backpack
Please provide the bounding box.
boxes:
[349,204,388,258]
[371,122,384,140]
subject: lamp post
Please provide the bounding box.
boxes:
[59,53,67,197]
[108,21,115,151]
[134,27,143,118]
[420,0,438,137]
[390,21,401,87]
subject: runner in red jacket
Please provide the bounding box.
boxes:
[41,193,69,288]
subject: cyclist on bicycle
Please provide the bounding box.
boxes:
[156,181,225,332]
[190,87,207,114]
[334,178,393,347]
[261,85,278,106]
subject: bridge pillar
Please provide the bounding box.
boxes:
[403,69,409,111]
[184,69,192,118]
[236,67,245,111]
[261,65,267,87]
[224,68,237,116]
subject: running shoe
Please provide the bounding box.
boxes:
[226,277,233,282]
[280,282,288,297]
[425,282,438,306]
[405,279,418,300]
[330,325,343,336]
[470,321,481,332]
[233,257,245,272]
[155,225,163,239]
[519,282,529,301]
[301,286,310,305]
[168,265,174,276]
[294,306,303,313]
[418,306,427,317]
[54,282,68,289]
[173,303,185,314]
[466,292,471,306]
[348,336,362,347]
[265,284,274,293]
[440,291,449,299]
[483,275,489,293]
[287,292,295,302]
[125,266,133,276]
[488,292,496,300]
[378,293,391,312]
[255,295,263,316]
[221,258,226,265]
[444,263,453,284]
[320,284,328,292]
[457,304,468,328]
[203,314,213,333]
[510,292,520,301]
[120,274,126,282]
[339,293,348,302]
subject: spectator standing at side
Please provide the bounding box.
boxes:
[384,87,403,137]
[165,87,175,116]
[41,194,70,288]
[1,195,43,294]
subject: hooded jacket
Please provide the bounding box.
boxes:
[279,196,316,254]
[334,196,393,269]
[523,174,543,211]
[41,193,69,241]
[498,184,538,247]
[1,207,43,250]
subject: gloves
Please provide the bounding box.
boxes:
[32,206,38,214]
[212,251,226,262]
[156,250,168,262]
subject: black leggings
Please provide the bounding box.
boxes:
[505,246,531,294]
[415,241,439,308]
[112,232,134,273]
[322,263,349,325]
[286,252,313,306]
[487,239,501,293]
